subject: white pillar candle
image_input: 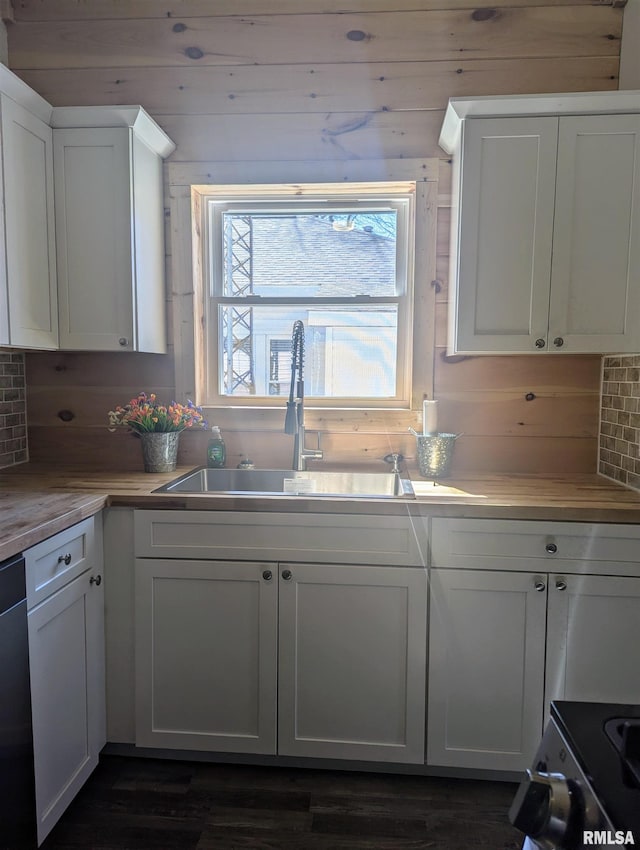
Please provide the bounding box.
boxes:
[423,400,438,435]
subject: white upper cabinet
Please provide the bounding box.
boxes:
[452,116,557,354]
[440,92,640,355]
[52,107,175,352]
[0,61,175,353]
[0,68,58,350]
[550,114,640,352]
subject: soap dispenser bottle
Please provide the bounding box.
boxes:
[207,426,226,468]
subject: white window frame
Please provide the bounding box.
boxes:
[202,182,416,409]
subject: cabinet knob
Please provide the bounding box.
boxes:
[262,569,273,581]
[58,553,72,566]
[118,337,129,347]
[555,578,567,591]
[535,338,546,349]
[281,569,293,581]
[534,578,546,592]
[553,337,564,348]
[545,542,558,554]
[89,574,102,586]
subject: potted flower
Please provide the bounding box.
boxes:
[108,392,207,472]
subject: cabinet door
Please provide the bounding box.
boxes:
[454,116,557,354]
[546,573,640,706]
[1,95,58,349]
[54,128,135,351]
[427,569,546,772]
[131,134,167,353]
[278,562,427,764]
[135,559,278,754]
[28,569,105,845]
[550,114,640,353]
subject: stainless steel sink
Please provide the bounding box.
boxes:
[154,467,415,499]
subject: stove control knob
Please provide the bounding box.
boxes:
[509,769,572,849]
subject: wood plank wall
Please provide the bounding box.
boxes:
[11,0,619,474]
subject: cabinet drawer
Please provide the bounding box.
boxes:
[134,510,428,567]
[26,516,99,608]
[431,518,640,575]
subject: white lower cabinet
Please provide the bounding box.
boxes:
[427,568,546,773]
[26,517,105,846]
[545,573,640,706]
[134,556,427,765]
[427,518,640,773]
[117,510,640,777]
[135,559,278,755]
[278,562,427,763]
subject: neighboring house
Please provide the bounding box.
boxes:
[226,213,398,397]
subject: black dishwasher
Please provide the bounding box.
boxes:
[0,553,36,849]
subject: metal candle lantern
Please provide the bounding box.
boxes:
[415,432,459,478]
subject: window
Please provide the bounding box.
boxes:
[202,183,416,408]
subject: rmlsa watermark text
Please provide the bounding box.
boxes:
[583,832,636,846]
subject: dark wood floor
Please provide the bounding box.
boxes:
[37,755,523,850]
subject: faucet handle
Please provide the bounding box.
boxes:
[304,429,323,461]
[284,400,298,435]
[383,453,404,474]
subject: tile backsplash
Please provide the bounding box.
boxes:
[600,355,640,490]
[0,351,27,468]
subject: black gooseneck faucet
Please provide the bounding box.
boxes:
[284,320,323,470]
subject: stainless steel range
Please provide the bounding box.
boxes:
[509,702,640,850]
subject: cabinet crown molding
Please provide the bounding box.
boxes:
[439,89,640,154]
[50,105,175,158]
[0,62,51,124]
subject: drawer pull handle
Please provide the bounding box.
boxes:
[534,579,546,592]
[58,553,72,566]
[545,543,558,554]
[262,570,273,581]
[555,578,567,591]
[90,574,102,586]
[281,569,293,581]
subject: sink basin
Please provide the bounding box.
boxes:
[154,467,415,499]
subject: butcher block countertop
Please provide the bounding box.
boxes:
[2,463,640,561]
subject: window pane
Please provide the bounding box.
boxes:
[219,306,398,398]
[221,211,398,298]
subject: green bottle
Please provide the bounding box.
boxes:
[207,426,226,468]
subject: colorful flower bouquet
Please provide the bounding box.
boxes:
[108,392,207,433]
